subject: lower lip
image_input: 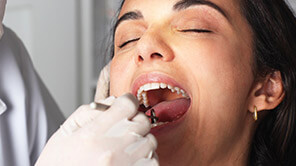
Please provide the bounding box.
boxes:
[150,113,187,136]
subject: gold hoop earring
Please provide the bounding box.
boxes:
[253,106,258,121]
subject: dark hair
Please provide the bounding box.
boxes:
[109,0,126,60]
[240,0,296,165]
[112,0,296,165]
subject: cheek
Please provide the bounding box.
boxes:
[181,38,253,90]
[178,38,254,135]
[110,56,134,96]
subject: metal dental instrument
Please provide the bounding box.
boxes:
[90,102,159,124]
[89,102,110,110]
[142,106,158,124]
[150,109,159,124]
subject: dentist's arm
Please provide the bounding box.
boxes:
[35,94,159,166]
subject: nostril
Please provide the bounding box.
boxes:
[151,53,163,59]
[136,52,164,63]
[138,56,144,61]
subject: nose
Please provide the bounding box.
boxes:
[134,30,174,65]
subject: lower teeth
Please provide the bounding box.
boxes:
[151,122,169,128]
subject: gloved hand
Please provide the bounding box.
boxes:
[35,94,159,166]
[95,62,110,101]
[0,0,7,38]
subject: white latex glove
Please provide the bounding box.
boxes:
[95,62,111,101]
[35,94,159,166]
[0,0,7,38]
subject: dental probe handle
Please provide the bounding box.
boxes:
[90,102,110,110]
[90,102,159,124]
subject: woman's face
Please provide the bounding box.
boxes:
[109,0,254,164]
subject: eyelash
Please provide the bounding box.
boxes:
[119,38,140,48]
[179,29,212,33]
[118,29,211,48]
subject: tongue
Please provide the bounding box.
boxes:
[147,98,191,122]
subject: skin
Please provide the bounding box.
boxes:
[104,0,285,165]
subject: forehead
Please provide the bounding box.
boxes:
[119,0,240,18]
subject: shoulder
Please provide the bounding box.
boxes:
[0,25,30,66]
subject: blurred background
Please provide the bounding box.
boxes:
[2,0,296,117]
[3,0,121,117]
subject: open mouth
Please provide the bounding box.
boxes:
[135,82,191,128]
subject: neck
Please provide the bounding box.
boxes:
[159,141,251,166]
[158,118,255,166]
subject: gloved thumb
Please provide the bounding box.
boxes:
[95,62,110,102]
[133,158,159,166]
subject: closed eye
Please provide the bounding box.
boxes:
[119,38,140,48]
[180,29,212,33]
[118,29,211,48]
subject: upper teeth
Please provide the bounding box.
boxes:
[136,82,189,108]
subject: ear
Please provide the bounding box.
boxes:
[248,71,285,114]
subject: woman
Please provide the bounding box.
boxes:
[108,0,296,165]
[37,0,296,165]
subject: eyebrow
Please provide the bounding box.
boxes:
[114,10,143,32]
[114,0,229,32]
[173,0,229,20]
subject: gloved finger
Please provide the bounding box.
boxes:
[124,133,158,159]
[133,157,159,166]
[60,104,103,135]
[103,118,136,138]
[71,96,116,132]
[128,112,151,136]
[98,93,139,124]
[72,105,104,126]
[103,113,150,138]
[97,96,116,105]
[90,96,116,111]
[95,62,110,101]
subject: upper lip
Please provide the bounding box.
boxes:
[131,72,190,97]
